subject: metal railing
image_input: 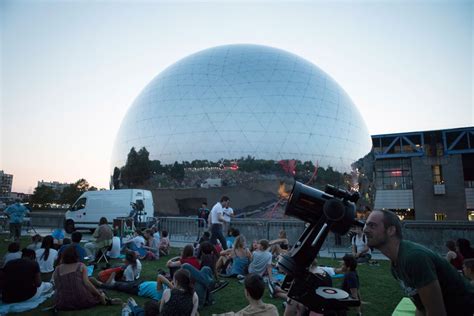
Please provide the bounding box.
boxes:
[156,217,474,254]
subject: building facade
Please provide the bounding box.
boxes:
[0,171,13,199]
[372,126,474,221]
[37,180,71,192]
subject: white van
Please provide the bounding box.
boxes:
[200,178,222,188]
[64,189,154,233]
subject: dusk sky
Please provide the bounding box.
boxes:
[1,0,472,193]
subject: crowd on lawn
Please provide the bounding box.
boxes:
[1,198,474,315]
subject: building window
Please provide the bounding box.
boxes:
[432,165,443,184]
[375,158,412,190]
[434,212,447,221]
[468,210,474,221]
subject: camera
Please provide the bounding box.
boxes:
[277,181,362,314]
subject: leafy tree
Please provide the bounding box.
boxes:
[150,160,164,174]
[121,147,153,186]
[112,166,121,189]
[170,161,185,181]
[30,185,57,206]
[121,147,139,186]
[137,147,151,181]
[59,179,91,205]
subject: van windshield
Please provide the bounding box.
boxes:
[72,198,86,211]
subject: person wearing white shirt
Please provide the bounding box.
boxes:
[35,235,58,282]
[209,196,230,250]
[351,226,371,263]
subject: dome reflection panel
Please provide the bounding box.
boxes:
[112,44,372,176]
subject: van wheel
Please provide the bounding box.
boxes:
[65,221,75,234]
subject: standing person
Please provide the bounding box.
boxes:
[363,210,474,315]
[209,196,230,250]
[351,226,371,263]
[197,202,210,228]
[222,206,234,235]
[3,199,29,242]
[84,217,113,260]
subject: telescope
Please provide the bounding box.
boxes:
[277,181,363,314]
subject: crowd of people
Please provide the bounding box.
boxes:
[0,196,473,315]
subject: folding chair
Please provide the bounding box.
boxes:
[96,243,113,265]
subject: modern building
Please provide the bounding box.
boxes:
[0,171,13,199]
[110,44,372,214]
[37,180,71,192]
[111,44,371,177]
[372,126,474,221]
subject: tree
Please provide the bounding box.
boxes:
[137,147,151,181]
[59,179,92,205]
[30,185,57,206]
[121,147,139,186]
[112,166,121,189]
[170,161,185,182]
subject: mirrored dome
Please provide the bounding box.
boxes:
[111,44,371,197]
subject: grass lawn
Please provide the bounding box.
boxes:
[0,234,403,315]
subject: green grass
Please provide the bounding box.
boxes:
[0,235,403,315]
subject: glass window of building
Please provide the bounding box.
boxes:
[468,210,474,221]
[434,212,447,221]
[375,158,412,190]
[431,165,443,184]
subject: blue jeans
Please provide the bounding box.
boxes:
[210,224,227,250]
[182,263,214,308]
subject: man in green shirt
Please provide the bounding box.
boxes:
[364,210,474,316]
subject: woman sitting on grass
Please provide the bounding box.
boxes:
[166,244,200,278]
[35,235,58,282]
[340,254,361,316]
[217,235,251,278]
[53,246,121,310]
[160,268,199,316]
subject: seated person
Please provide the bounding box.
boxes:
[269,229,289,257]
[160,269,199,316]
[218,235,251,278]
[167,244,200,278]
[221,273,278,316]
[84,217,113,260]
[143,229,159,259]
[340,254,361,316]
[58,231,87,263]
[351,226,371,263]
[53,246,121,310]
[159,230,170,256]
[249,239,273,279]
[51,228,65,250]
[2,242,22,268]
[0,248,53,304]
[122,229,147,258]
[107,231,121,259]
[35,235,58,282]
[26,234,43,251]
[198,241,219,278]
[463,258,474,285]
[446,240,464,270]
[225,227,239,249]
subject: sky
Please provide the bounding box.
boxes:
[1,0,472,193]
